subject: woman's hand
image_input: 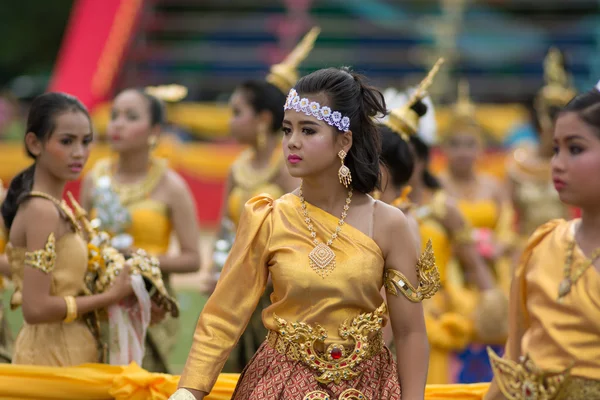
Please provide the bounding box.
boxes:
[150,298,167,325]
[107,263,134,302]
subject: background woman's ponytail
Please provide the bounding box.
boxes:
[1,92,90,230]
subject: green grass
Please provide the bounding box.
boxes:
[2,289,208,374]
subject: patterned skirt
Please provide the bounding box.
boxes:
[231,341,401,400]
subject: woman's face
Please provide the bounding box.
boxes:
[444,132,480,175]
[552,112,600,208]
[34,111,93,182]
[282,92,350,181]
[107,90,155,153]
[229,89,261,145]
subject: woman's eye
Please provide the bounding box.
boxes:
[282,127,291,135]
[569,145,583,155]
[61,138,73,145]
[302,128,316,135]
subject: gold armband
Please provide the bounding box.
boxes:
[168,389,197,400]
[63,296,78,323]
[385,240,440,302]
[487,347,572,400]
[453,225,474,245]
[24,233,57,274]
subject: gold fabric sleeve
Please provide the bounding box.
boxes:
[24,233,57,274]
[484,220,561,400]
[178,196,273,393]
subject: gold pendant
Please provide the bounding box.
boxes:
[557,278,572,302]
[309,243,336,278]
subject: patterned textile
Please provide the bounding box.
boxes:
[231,342,401,400]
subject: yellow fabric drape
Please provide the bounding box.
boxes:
[0,362,490,399]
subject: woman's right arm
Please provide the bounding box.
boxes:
[176,195,273,399]
[20,199,132,324]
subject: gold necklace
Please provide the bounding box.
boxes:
[299,182,352,278]
[557,238,600,302]
[231,148,282,191]
[107,158,166,206]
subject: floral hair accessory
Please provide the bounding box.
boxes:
[284,88,351,132]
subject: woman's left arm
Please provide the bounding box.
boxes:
[159,171,201,273]
[377,205,428,400]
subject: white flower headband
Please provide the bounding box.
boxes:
[284,88,351,132]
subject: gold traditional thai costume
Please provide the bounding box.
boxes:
[7,192,99,366]
[216,27,320,374]
[89,157,178,373]
[508,48,575,239]
[485,219,600,400]
[176,194,438,399]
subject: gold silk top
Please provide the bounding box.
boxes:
[507,147,568,237]
[457,200,498,230]
[486,219,600,399]
[227,147,285,226]
[179,194,385,392]
[91,158,172,256]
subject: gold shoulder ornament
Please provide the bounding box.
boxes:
[24,233,57,274]
[384,239,440,302]
[487,347,572,400]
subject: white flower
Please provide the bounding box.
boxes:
[341,116,350,131]
[309,102,320,117]
[299,98,309,110]
[321,106,331,118]
[292,95,300,106]
[332,111,342,122]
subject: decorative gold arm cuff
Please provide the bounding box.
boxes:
[63,296,78,323]
[384,240,440,302]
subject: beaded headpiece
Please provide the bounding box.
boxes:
[535,48,576,132]
[284,88,351,132]
[384,58,445,141]
[266,27,321,94]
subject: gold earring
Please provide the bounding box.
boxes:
[257,125,268,150]
[148,136,158,150]
[338,150,352,188]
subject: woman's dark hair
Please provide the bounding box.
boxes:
[294,67,387,194]
[238,80,286,133]
[406,98,441,189]
[132,89,166,127]
[379,126,414,187]
[1,92,90,230]
[560,86,600,133]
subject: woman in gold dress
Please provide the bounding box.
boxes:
[171,67,438,400]
[208,29,317,373]
[438,81,516,383]
[80,88,201,373]
[485,84,600,400]
[377,62,505,385]
[1,92,133,366]
[507,48,575,239]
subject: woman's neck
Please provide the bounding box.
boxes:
[576,208,600,252]
[250,134,279,169]
[115,149,151,179]
[31,166,67,201]
[300,171,351,216]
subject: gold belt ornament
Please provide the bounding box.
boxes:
[271,303,386,385]
[487,347,572,400]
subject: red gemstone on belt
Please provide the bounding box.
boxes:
[331,348,343,360]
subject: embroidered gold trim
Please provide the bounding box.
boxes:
[303,389,368,400]
[385,239,440,302]
[487,347,572,400]
[271,303,386,384]
[24,233,56,274]
[555,377,600,400]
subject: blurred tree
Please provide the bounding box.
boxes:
[0,0,74,86]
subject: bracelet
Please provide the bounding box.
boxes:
[63,296,78,323]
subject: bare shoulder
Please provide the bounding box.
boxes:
[163,168,190,195]
[19,197,61,225]
[373,200,413,256]
[12,197,62,249]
